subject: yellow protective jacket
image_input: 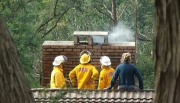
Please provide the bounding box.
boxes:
[50,66,66,88]
[98,66,115,89]
[69,63,99,89]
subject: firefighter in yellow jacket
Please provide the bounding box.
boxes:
[50,55,68,88]
[69,51,99,89]
[98,56,115,89]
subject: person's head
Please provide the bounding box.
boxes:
[79,50,91,64]
[121,53,131,63]
[100,56,111,67]
[53,55,67,66]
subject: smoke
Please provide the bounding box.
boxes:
[92,36,104,45]
[92,22,134,45]
[108,22,134,44]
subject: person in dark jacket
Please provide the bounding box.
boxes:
[107,53,143,90]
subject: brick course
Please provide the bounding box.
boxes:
[41,41,136,88]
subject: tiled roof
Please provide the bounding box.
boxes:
[31,88,154,103]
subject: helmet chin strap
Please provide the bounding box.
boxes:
[61,55,67,62]
[86,51,91,56]
[79,50,91,57]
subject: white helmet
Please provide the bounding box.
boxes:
[53,55,67,66]
[100,56,111,66]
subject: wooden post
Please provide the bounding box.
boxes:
[73,35,79,45]
[88,36,93,45]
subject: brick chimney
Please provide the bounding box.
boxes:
[41,31,136,87]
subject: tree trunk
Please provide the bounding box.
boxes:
[154,0,180,103]
[111,0,118,26]
[0,15,34,102]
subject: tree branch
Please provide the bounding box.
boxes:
[94,6,114,21]
[37,0,59,33]
[41,18,60,38]
[41,7,70,38]
[103,4,112,15]
[137,32,152,42]
[54,0,58,16]
[111,0,117,25]
[101,0,112,15]
[6,1,22,13]
[36,16,55,33]
[117,3,129,20]
[36,0,73,35]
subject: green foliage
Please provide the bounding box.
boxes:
[137,55,154,89]
[1,0,44,87]
[138,0,154,38]
[25,73,42,88]
[136,42,154,89]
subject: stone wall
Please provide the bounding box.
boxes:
[41,41,136,88]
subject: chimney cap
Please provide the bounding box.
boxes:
[73,31,109,36]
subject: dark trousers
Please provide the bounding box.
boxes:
[117,85,139,91]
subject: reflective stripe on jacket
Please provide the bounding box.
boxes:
[98,66,114,89]
[50,66,66,88]
[69,63,99,89]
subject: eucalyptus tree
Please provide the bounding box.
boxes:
[154,0,180,102]
[0,0,44,87]
[0,15,34,103]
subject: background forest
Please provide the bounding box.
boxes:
[0,0,154,89]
